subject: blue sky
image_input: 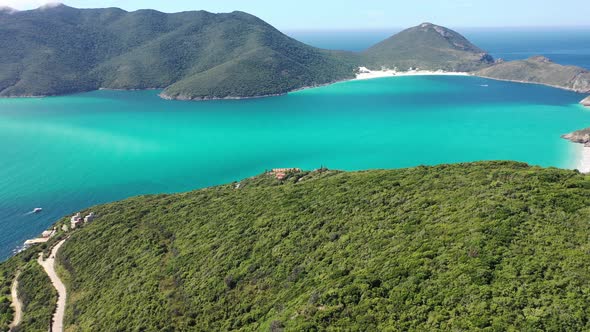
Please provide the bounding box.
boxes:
[2,0,589,30]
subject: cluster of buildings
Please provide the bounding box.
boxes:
[70,212,96,229]
[22,211,97,248]
[270,168,302,180]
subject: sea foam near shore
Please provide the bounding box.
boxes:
[577,145,590,173]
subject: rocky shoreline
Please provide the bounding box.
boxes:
[158,78,354,101]
[562,95,590,147]
[159,92,285,101]
[475,75,590,94]
[562,125,590,173]
[564,96,590,147]
[562,129,590,147]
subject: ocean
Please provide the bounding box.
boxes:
[288,28,590,69]
[1,29,590,260]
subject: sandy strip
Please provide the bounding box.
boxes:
[577,145,590,173]
[354,67,470,81]
[9,272,22,330]
[38,239,67,332]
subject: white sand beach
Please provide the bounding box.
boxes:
[354,67,470,81]
[577,145,590,173]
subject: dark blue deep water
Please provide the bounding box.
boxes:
[288,28,590,69]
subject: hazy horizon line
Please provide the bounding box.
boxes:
[3,3,590,32]
[286,25,590,32]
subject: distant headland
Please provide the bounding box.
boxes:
[1,4,589,103]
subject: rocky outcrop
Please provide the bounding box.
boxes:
[562,129,590,147]
[581,96,590,107]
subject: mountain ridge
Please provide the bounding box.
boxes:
[1,6,590,101]
[0,5,357,100]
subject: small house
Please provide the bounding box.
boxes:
[84,212,96,223]
[71,212,83,229]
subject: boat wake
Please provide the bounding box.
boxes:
[24,208,43,216]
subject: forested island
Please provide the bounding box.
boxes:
[2,161,590,331]
[1,4,589,101]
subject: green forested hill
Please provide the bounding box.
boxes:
[2,162,588,331]
[3,6,588,99]
[0,5,357,99]
[0,249,55,332]
[0,10,497,99]
[362,23,495,71]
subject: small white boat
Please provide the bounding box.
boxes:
[32,208,43,213]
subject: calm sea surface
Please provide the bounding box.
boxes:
[288,28,590,69]
[1,30,590,260]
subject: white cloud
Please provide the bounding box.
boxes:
[0,0,61,10]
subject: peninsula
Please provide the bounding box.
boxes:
[2,162,590,331]
[1,5,590,100]
[476,56,590,93]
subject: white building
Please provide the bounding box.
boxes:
[84,212,96,223]
[71,212,83,229]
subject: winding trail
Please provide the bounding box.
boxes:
[38,239,67,332]
[8,272,22,331]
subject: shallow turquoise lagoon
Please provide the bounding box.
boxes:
[1,75,589,259]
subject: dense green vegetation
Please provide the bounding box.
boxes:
[3,6,589,99]
[0,161,574,331]
[0,249,52,332]
[362,23,494,71]
[0,5,357,99]
[12,261,56,332]
[476,56,590,93]
[3,9,500,100]
[0,259,17,332]
[2,9,499,100]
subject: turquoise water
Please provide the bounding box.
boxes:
[1,75,589,259]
